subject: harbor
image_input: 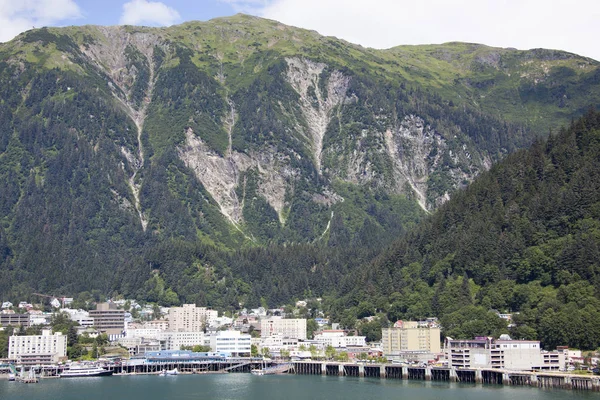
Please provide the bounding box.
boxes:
[4,358,599,391]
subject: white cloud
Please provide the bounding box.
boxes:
[252,0,600,61]
[0,0,82,43]
[120,0,181,26]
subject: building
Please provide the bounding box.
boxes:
[0,313,30,328]
[261,317,307,340]
[445,336,565,371]
[118,337,161,356]
[259,334,299,354]
[89,302,125,335]
[8,329,67,365]
[157,331,206,351]
[381,320,441,356]
[62,308,95,328]
[144,320,169,331]
[127,328,207,351]
[168,304,218,332]
[313,330,367,348]
[210,330,251,356]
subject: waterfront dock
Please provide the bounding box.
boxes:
[290,361,600,391]
[7,359,599,391]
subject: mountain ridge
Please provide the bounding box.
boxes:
[0,14,599,307]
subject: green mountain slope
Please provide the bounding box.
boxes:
[0,15,599,306]
[342,110,600,349]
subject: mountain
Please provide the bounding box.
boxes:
[341,109,600,349]
[0,14,599,303]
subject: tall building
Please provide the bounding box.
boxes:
[260,317,307,340]
[89,302,125,335]
[381,320,441,356]
[8,329,67,365]
[169,304,218,332]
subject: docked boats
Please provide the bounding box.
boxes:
[59,365,113,378]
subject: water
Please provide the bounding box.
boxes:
[0,374,596,400]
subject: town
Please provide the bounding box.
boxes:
[1,296,596,380]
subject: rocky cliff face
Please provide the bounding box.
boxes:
[0,14,598,249]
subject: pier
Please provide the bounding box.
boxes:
[289,361,600,391]
[5,359,600,391]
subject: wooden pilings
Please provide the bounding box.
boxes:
[96,359,600,392]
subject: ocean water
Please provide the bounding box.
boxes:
[0,373,595,400]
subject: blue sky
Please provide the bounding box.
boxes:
[0,0,599,61]
[79,0,233,26]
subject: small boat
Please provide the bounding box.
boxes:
[159,368,178,376]
[8,373,16,381]
[60,365,113,378]
[19,368,39,383]
[252,363,292,376]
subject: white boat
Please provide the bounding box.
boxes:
[8,373,16,381]
[159,368,178,376]
[60,365,113,378]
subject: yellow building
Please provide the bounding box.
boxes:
[381,320,441,356]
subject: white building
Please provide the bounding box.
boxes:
[169,304,218,332]
[210,316,233,328]
[313,330,367,348]
[157,331,206,350]
[61,308,95,328]
[261,317,307,340]
[8,329,67,365]
[126,329,206,351]
[259,334,299,353]
[445,337,565,371]
[210,331,251,356]
[145,320,169,331]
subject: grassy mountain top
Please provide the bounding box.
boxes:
[3,14,598,134]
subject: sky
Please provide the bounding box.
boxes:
[0,0,599,61]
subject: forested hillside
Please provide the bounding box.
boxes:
[0,15,599,321]
[333,110,600,349]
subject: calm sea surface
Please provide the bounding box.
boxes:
[0,373,596,400]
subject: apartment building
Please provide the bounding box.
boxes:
[381,320,441,356]
[169,304,218,332]
[8,329,67,365]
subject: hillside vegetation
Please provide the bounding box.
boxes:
[334,110,600,349]
[0,15,599,336]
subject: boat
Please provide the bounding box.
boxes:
[8,373,16,381]
[59,365,113,378]
[19,368,39,383]
[251,363,292,376]
[159,368,178,376]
